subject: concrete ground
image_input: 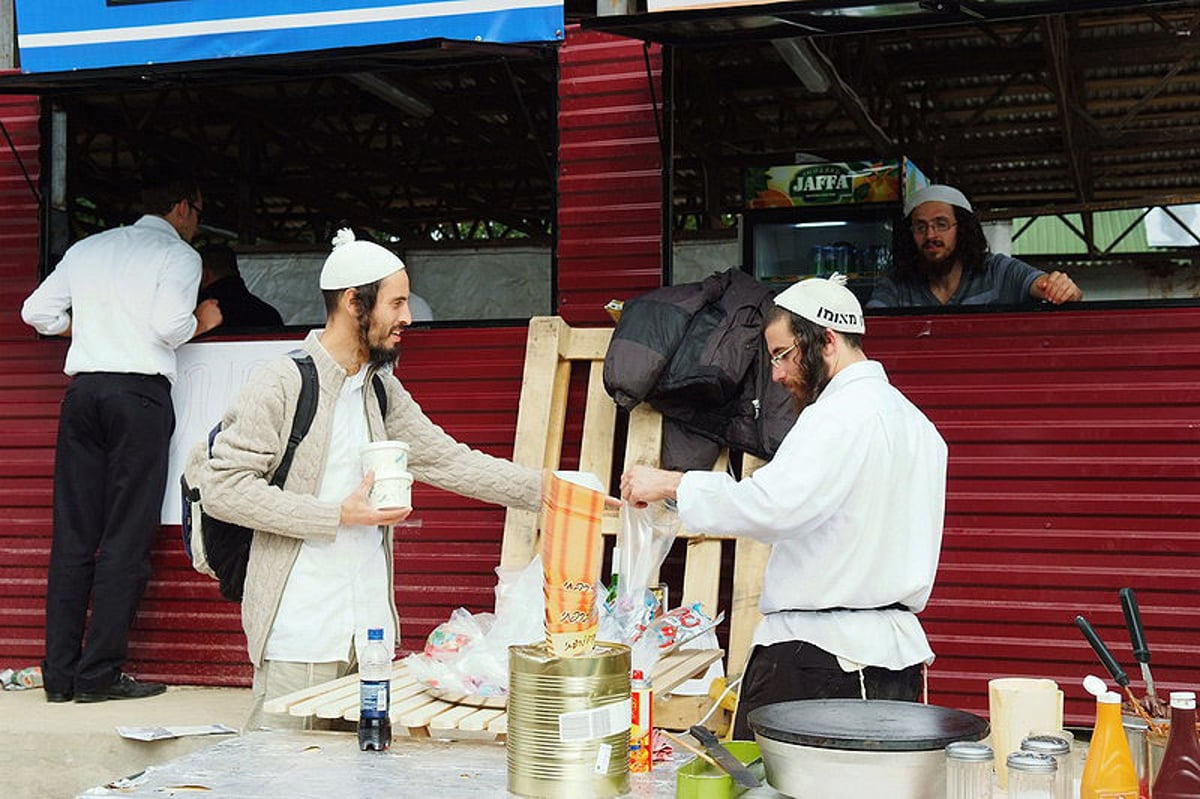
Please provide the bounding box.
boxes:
[0,685,251,798]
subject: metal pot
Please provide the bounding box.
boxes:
[748,700,990,799]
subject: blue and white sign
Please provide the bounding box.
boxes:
[14,0,564,75]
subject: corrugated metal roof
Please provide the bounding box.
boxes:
[1011,208,1151,254]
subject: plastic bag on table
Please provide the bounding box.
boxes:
[403,555,546,699]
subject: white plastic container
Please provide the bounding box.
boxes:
[361,440,410,479]
[369,472,413,509]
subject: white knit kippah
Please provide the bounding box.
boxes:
[774,273,865,335]
[319,228,406,290]
[903,184,973,217]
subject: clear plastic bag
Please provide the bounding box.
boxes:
[404,555,546,698]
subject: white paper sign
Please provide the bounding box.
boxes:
[162,338,305,524]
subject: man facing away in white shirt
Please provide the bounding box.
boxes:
[21,175,222,704]
[621,274,948,739]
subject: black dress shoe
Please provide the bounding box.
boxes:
[44,689,73,703]
[75,673,167,703]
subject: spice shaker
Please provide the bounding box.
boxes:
[945,740,994,799]
[1021,733,1073,799]
[1007,751,1058,799]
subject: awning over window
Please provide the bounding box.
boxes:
[13,0,563,75]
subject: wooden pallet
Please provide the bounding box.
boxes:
[501,317,770,682]
[263,648,724,740]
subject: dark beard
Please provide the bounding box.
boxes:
[368,344,397,370]
[790,353,831,412]
[918,245,957,279]
[357,304,399,370]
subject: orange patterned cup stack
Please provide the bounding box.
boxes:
[541,473,605,657]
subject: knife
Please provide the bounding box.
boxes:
[1074,615,1130,689]
[688,725,761,788]
[1118,588,1159,705]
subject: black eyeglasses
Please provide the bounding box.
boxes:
[911,218,955,236]
[188,200,203,221]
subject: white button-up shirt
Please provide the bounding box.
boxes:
[264,368,393,663]
[677,359,947,671]
[21,215,200,383]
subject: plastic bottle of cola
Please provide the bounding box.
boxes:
[358,627,393,751]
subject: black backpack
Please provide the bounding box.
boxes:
[180,353,387,602]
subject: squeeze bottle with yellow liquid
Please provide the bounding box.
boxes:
[1081,690,1139,799]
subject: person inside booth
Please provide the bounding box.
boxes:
[867,184,1084,308]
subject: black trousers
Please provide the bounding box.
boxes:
[42,373,174,694]
[731,639,924,740]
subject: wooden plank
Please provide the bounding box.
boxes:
[500,316,564,568]
[398,697,463,729]
[728,538,770,681]
[559,326,612,361]
[263,672,359,715]
[578,359,617,488]
[680,538,722,615]
[623,403,662,468]
[428,703,486,734]
[651,649,723,695]
[457,707,508,733]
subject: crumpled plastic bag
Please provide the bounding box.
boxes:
[404,555,545,698]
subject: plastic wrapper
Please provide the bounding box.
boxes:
[403,555,545,698]
[541,472,606,656]
[628,602,723,677]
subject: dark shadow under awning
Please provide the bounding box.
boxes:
[0,39,553,95]
[583,0,1182,46]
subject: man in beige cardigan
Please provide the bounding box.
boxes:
[198,229,544,729]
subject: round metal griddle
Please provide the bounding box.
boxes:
[748,699,990,752]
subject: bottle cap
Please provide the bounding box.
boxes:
[1169,691,1196,710]
[945,741,993,762]
[1007,751,1057,774]
[1098,690,1122,704]
[1021,734,1070,756]
[367,627,384,640]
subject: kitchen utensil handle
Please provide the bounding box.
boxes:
[1119,588,1151,664]
[689,725,718,747]
[1075,615,1129,687]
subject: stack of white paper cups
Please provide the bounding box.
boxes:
[361,441,413,509]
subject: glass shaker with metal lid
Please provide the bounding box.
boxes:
[1021,733,1073,799]
[1007,751,1058,799]
[945,740,994,799]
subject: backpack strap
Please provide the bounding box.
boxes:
[371,373,389,418]
[271,353,319,488]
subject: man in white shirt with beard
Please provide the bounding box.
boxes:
[621,275,948,738]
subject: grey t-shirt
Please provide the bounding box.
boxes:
[867,253,1044,308]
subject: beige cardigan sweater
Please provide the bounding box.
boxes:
[199,330,542,667]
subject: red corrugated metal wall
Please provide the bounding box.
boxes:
[0,93,57,674]
[557,26,664,325]
[870,307,1200,725]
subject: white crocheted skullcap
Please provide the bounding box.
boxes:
[319,228,405,290]
[903,184,973,217]
[774,273,865,335]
